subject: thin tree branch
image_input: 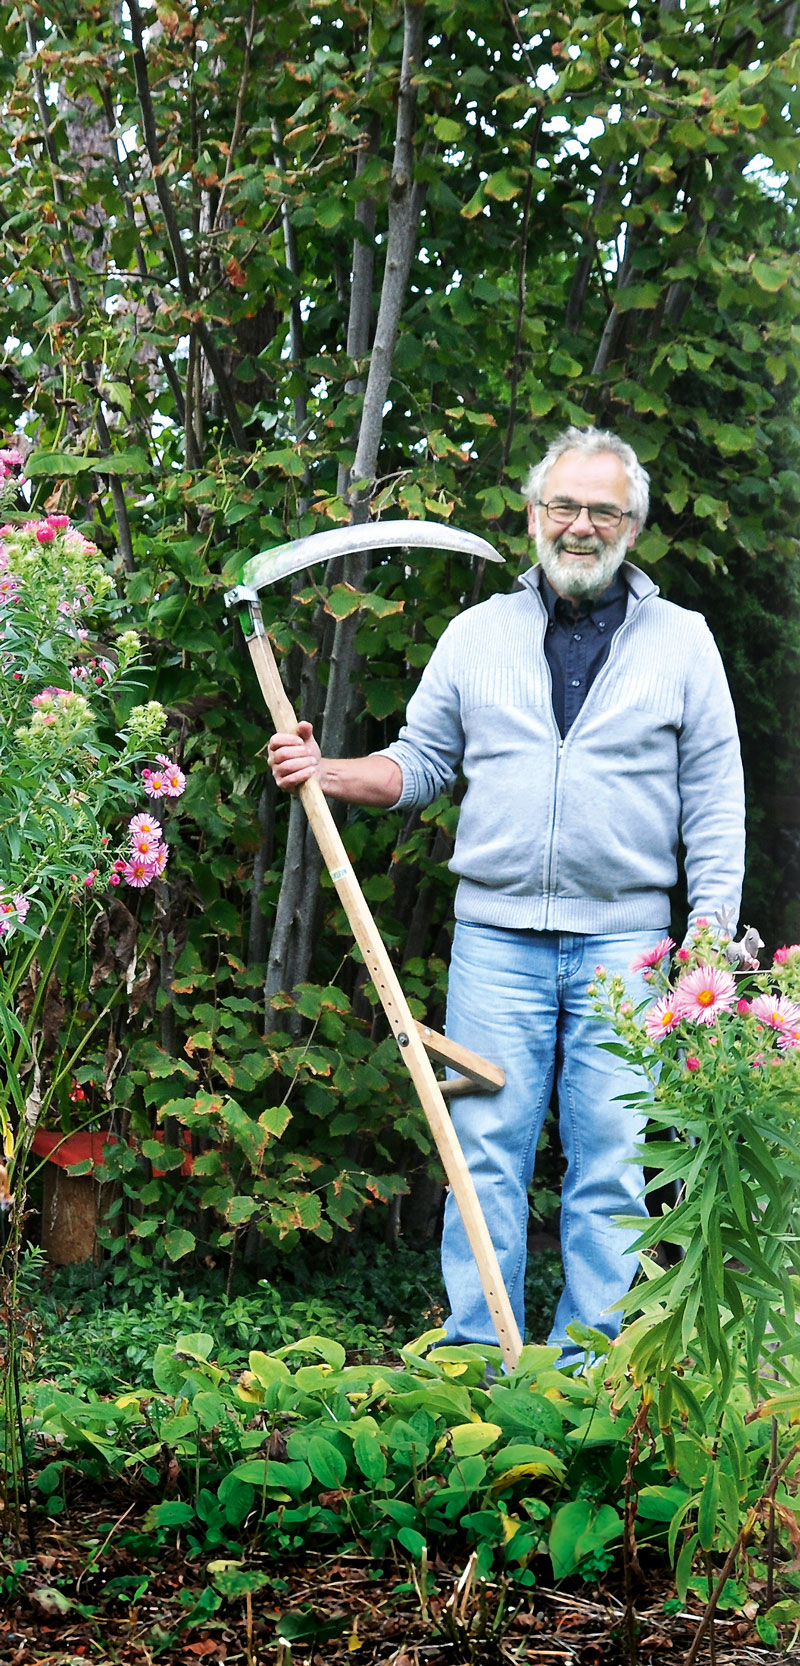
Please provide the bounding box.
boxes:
[125,0,249,451]
[213,0,258,231]
[347,0,428,516]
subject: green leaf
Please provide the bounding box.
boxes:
[164,1228,196,1261]
[398,1526,427,1559]
[209,1563,272,1598]
[316,198,344,228]
[227,1459,312,1497]
[697,1464,720,1552]
[142,1500,196,1530]
[483,169,523,202]
[612,282,662,312]
[751,261,788,292]
[353,1424,387,1485]
[549,349,583,377]
[449,1421,503,1457]
[25,450,93,477]
[304,1435,347,1488]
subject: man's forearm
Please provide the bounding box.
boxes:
[317,754,403,808]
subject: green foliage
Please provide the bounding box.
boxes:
[0,0,797,1365]
[14,1322,800,1612]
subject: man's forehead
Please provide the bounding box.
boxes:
[544,448,629,501]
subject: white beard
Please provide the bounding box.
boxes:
[535,518,630,603]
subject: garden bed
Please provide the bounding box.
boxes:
[1,1494,793,1666]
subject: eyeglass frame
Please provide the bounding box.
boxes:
[536,498,634,532]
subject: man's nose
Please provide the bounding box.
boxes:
[570,505,595,533]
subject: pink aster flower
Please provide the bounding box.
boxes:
[674,964,736,1025]
[151,843,169,875]
[630,936,675,974]
[736,998,750,1015]
[13,895,29,921]
[686,1056,701,1071]
[773,944,800,966]
[129,830,159,860]
[677,948,690,962]
[109,873,121,886]
[644,996,680,1040]
[129,812,163,843]
[46,514,70,529]
[162,764,186,798]
[34,523,55,544]
[143,768,168,798]
[777,1026,800,1052]
[749,994,800,1031]
[0,448,23,467]
[122,856,158,889]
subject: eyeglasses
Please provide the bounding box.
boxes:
[537,499,633,533]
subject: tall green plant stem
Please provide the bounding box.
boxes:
[683,1437,800,1666]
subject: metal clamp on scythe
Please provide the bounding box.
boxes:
[225,521,522,1371]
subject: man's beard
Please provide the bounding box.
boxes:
[535,520,630,602]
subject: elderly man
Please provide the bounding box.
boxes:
[268,426,745,1361]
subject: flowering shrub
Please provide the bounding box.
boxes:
[0,459,185,1185]
[593,922,800,1395]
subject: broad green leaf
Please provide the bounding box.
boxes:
[142,1500,196,1530]
[483,169,523,201]
[751,261,788,292]
[447,1421,503,1457]
[304,1435,348,1488]
[164,1228,196,1261]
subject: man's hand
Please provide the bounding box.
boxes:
[268,720,321,791]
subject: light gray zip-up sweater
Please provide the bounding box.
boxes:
[379,561,745,936]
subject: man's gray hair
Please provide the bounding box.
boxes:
[522,426,650,527]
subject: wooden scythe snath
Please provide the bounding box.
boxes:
[226,521,522,1371]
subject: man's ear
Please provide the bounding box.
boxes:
[527,501,537,537]
[626,520,641,550]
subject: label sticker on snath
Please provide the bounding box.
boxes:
[329,865,349,881]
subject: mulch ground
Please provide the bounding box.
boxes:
[0,1499,794,1666]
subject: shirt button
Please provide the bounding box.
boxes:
[573,632,582,641]
[571,678,581,687]
[597,621,606,631]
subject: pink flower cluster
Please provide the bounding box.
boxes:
[142,755,186,799]
[0,892,30,934]
[69,656,113,686]
[643,962,800,1051]
[0,447,24,481]
[21,516,70,546]
[644,964,736,1040]
[113,762,186,890]
[113,810,169,890]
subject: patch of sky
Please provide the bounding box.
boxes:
[743,155,789,200]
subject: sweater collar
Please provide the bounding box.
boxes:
[519,559,659,610]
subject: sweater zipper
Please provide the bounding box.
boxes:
[540,587,648,907]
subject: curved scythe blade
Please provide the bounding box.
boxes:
[240,518,504,593]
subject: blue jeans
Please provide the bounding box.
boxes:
[442,923,664,1362]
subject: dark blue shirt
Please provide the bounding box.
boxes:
[541,570,628,739]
